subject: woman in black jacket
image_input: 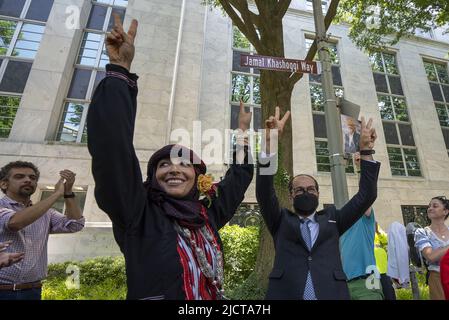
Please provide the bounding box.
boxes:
[86,14,254,300]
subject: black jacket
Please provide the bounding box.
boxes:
[87,64,254,300]
[256,156,380,300]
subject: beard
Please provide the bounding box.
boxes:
[19,185,35,196]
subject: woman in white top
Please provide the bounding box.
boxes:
[415,196,449,300]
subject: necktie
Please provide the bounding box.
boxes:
[300,218,317,300]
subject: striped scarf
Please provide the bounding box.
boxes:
[175,208,223,300]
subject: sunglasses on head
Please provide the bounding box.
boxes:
[432,196,449,209]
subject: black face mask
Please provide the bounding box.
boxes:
[293,192,318,216]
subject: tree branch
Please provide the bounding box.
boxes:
[219,0,264,52]
[254,0,269,17]
[229,0,265,50]
[288,0,340,86]
[249,11,261,28]
[276,0,292,18]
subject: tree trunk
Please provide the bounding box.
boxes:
[246,6,296,292]
[254,68,294,290]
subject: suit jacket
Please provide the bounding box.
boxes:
[256,156,380,300]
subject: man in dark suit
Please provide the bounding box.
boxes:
[343,116,360,154]
[257,108,380,300]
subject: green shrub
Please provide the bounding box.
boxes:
[43,225,260,300]
[395,272,430,300]
[46,256,126,284]
[219,225,260,291]
[43,229,431,300]
[226,272,266,300]
[42,256,127,300]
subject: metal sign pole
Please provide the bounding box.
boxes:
[312,0,349,207]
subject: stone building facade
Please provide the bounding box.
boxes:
[0,0,448,262]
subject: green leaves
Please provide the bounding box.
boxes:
[43,228,261,299]
[337,0,447,53]
[42,257,127,300]
[218,225,260,291]
[0,96,20,138]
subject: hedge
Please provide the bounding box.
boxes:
[43,225,259,300]
[42,224,429,300]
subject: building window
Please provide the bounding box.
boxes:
[423,60,449,157]
[306,0,328,13]
[40,187,88,214]
[306,38,354,173]
[401,205,430,227]
[229,203,261,227]
[228,26,261,161]
[0,0,53,138]
[370,51,421,177]
[0,95,20,138]
[56,0,128,143]
[0,22,46,59]
[415,27,434,40]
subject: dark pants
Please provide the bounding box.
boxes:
[380,274,396,300]
[0,288,42,300]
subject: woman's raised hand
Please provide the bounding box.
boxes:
[238,100,252,132]
[106,13,138,71]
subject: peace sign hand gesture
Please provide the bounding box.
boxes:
[106,13,138,71]
[265,106,291,137]
[238,100,252,132]
[359,116,377,151]
[263,106,291,154]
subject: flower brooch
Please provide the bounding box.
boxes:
[197,174,219,207]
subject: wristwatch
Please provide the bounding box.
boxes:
[360,149,375,155]
[64,193,75,198]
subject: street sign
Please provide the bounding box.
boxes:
[337,97,361,120]
[240,53,321,75]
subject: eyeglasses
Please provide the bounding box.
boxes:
[292,186,318,195]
